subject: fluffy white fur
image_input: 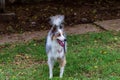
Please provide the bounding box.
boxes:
[46,15,67,79]
[49,15,64,27]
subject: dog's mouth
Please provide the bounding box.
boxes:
[57,39,65,47]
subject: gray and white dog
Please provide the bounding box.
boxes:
[46,15,67,79]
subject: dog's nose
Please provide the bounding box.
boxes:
[64,39,67,41]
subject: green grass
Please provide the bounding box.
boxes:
[0,31,120,80]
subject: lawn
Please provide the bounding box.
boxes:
[0,31,120,80]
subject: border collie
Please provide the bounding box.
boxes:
[46,15,67,79]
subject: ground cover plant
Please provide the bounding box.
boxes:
[0,31,120,80]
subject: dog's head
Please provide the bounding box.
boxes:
[50,15,66,47]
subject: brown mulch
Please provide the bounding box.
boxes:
[0,1,120,34]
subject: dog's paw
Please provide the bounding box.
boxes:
[49,76,53,79]
[60,75,63,78]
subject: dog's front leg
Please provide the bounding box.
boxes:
[59,58,66,78]
[60,66,65,78]
[48,57,54,79]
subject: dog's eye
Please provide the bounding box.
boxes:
[60,24,64,29]
[57,33,61,37]
[60,26,63,29]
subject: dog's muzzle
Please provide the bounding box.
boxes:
[57,39,65,47]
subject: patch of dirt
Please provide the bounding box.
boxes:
[0,1,120,34]
[13,53,47,68]
[0,24,103,45]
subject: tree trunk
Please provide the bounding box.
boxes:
[0,0,5,13]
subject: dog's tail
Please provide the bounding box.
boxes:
[49,15,64,27]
